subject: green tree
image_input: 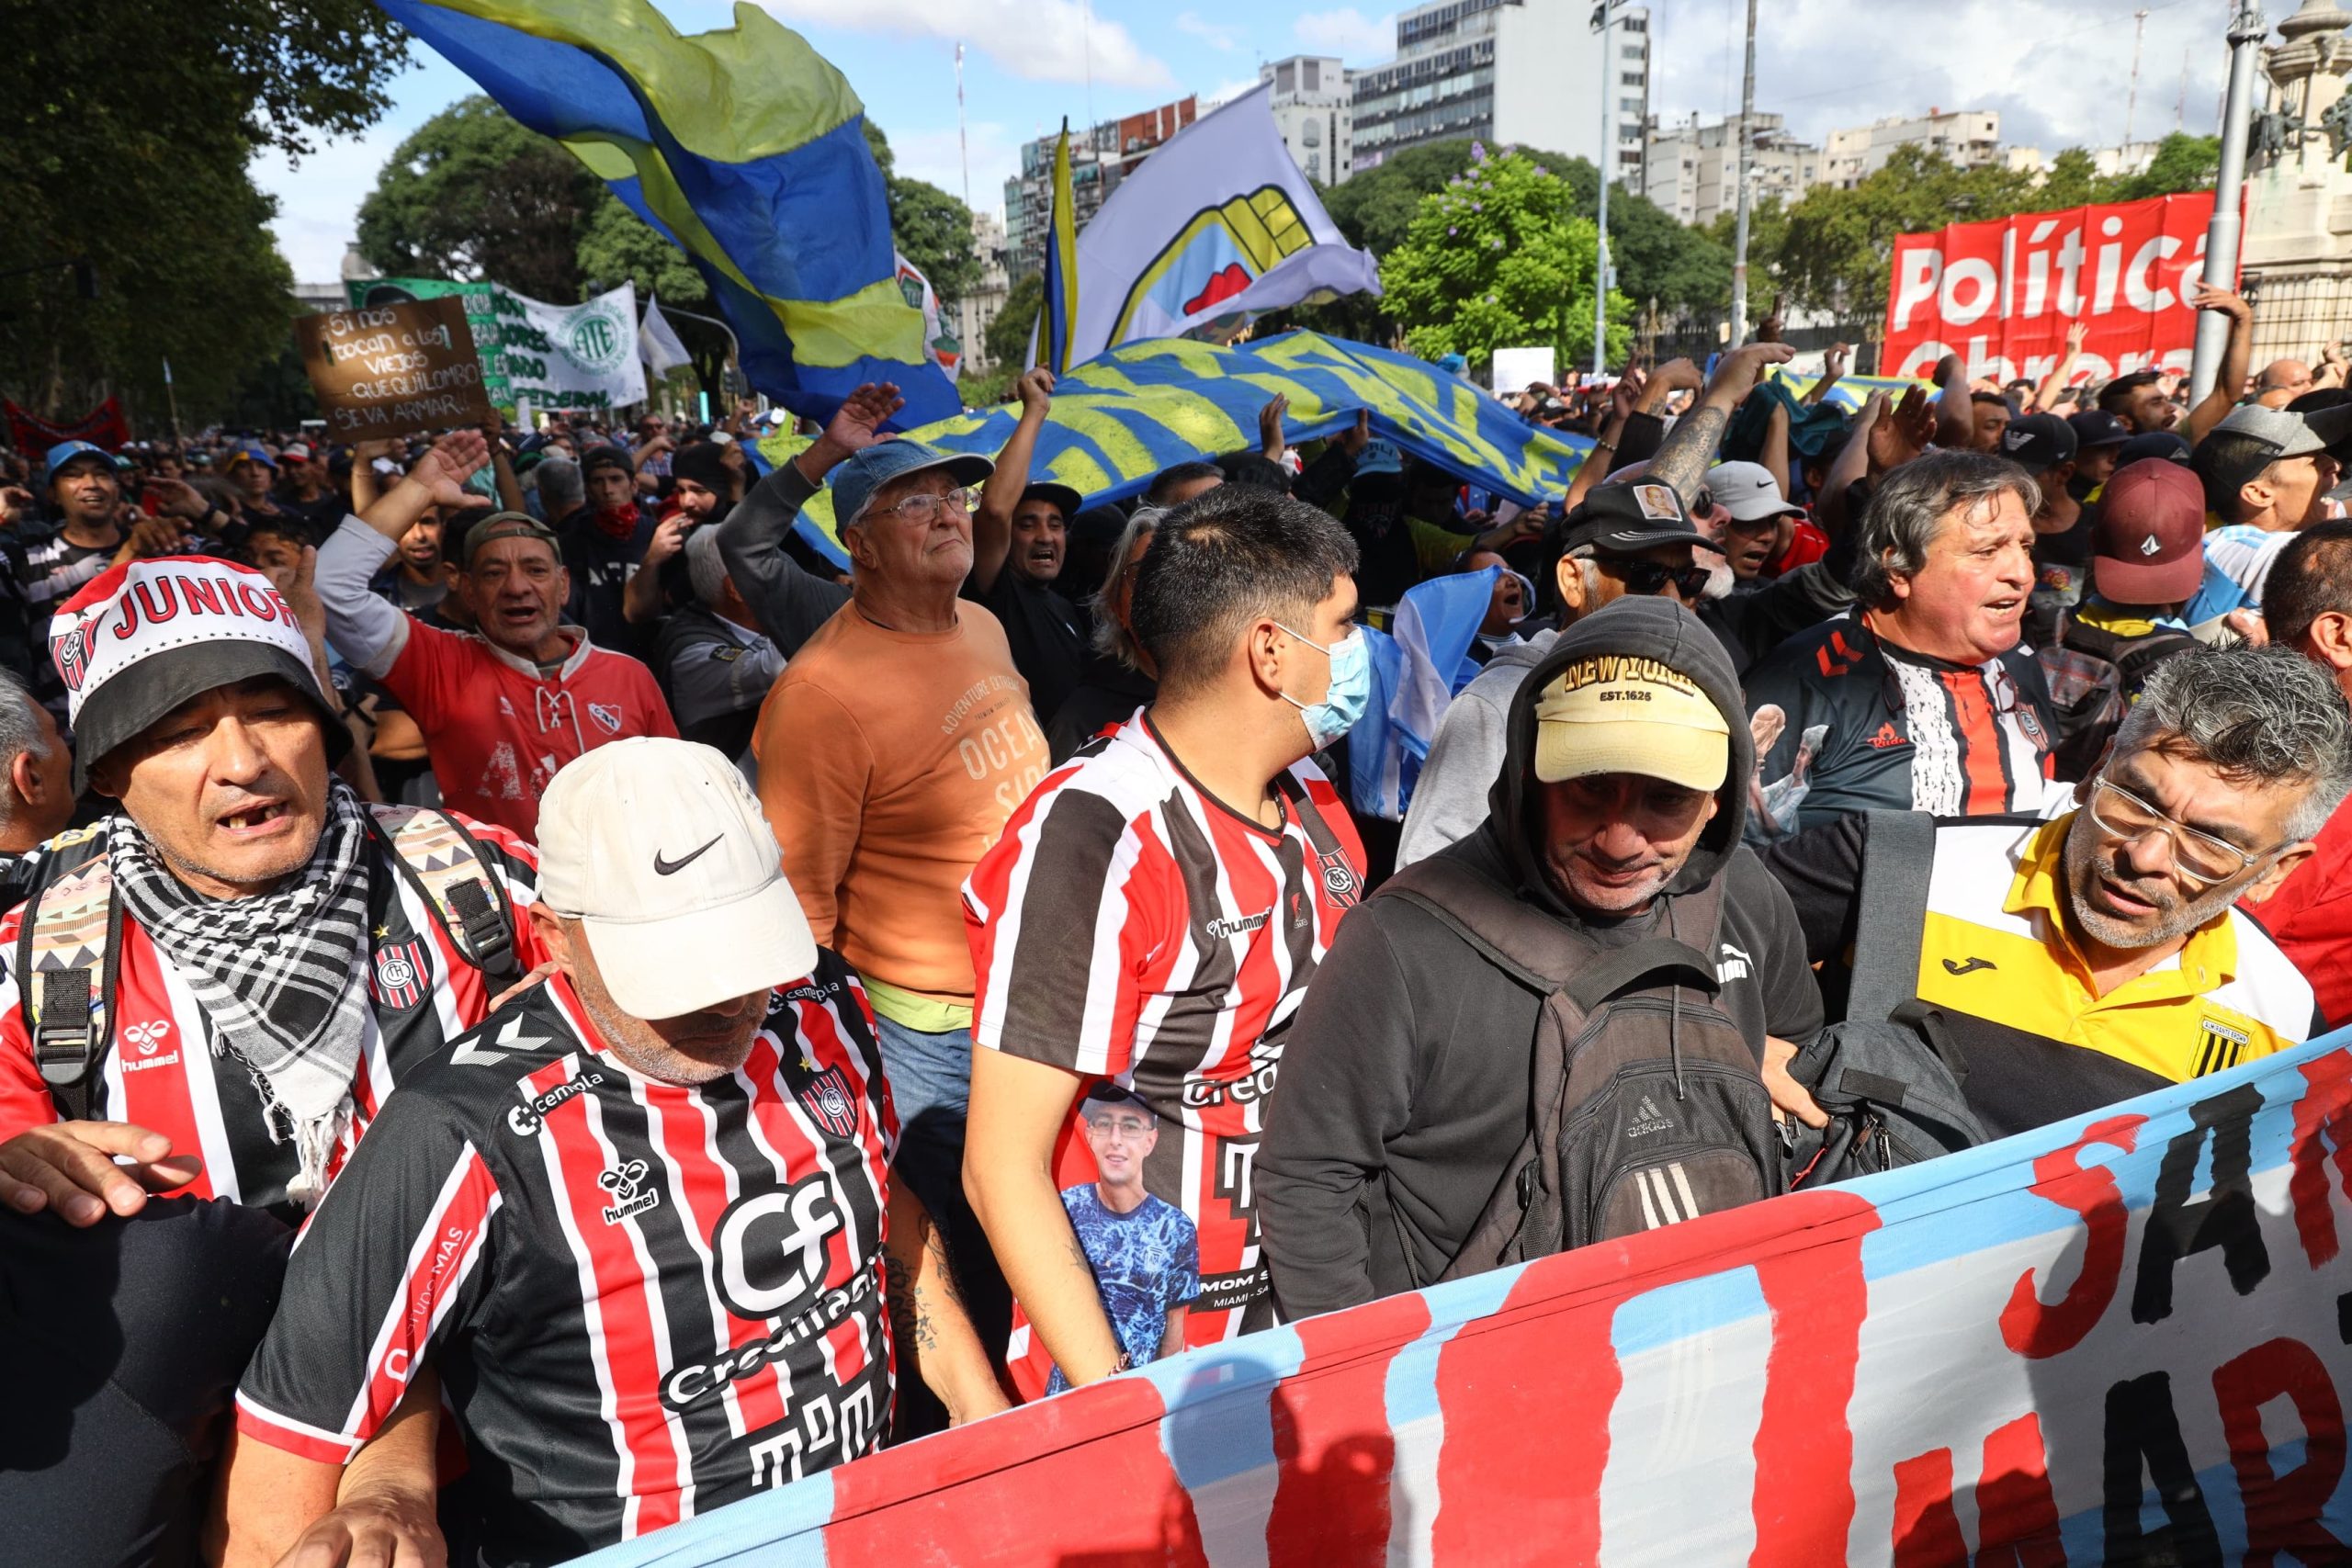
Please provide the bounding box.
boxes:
[863,122,980,304]
[0,0,407,425]
[986,272,1043,370]
[1379,148,1630,368]
[356,96,605,301]
[576,200,708,305]
[2109,132,2222,201]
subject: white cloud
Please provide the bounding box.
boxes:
[890,121,1023,223]
[1293,7,1395,63]
[251,121,415,282]
[761,0,1172,89]
[1647,0,2231,158]
[1177,11,1247,52]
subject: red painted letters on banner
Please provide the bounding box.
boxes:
[1880,193,2222,385]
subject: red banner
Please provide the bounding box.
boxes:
[1881,192,2222,386]
[5,396,130,457]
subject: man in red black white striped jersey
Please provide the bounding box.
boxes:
[226,739,1006,1568]
[964,483,1367,1399]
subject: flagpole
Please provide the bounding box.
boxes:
[956,42,972,209]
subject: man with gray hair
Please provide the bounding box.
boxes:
[1764,647,2343,1137]
[652,525,783,779]
[1743,448,2061,839]
[0,666,73,890]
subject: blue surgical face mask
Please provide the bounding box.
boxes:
[1276,623,1371,750]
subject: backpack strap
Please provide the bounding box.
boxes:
[363,806,524,989]
[1845,810,1938,1026]
[20,851,124,1123]
[1379,853,1595,990]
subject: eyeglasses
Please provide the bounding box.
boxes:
[2085,776,2277,888]
[1605,558,1715,602]
[865,487,980,526]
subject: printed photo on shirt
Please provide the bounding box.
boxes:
[1046,1082,1201,1393]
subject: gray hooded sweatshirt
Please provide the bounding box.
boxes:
[1258,598,1823,1317]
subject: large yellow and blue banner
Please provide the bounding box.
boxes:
[763,332,1594,565]
[574,1032,2352,1565]
[376,0,960,428]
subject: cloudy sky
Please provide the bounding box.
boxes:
[255,0,2247,282]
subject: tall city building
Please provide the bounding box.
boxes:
[1261,54,1352,185]
[1644,114,1821,228]
[950,209,1013,374]
[1349,0,1649,182]
[1820,108,2002,188]
[1002,97,1199,277]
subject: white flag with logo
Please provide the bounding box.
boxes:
[503,280,646,412]
[639,290,693,378]
[1068,83,1379,363]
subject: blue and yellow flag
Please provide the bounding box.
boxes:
[1036,121,1079,376]
[376,0,959,428]
[763,331,1594,565]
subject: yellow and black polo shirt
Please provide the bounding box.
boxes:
[1766,812,2320,1139]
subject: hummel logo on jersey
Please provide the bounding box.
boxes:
[1942,956,1997,976]
[1716,942,1752,984]
[1627,1093,1673,1139]
[1634,1162,1704,1229]
[123,1020,171,1055]
[652,835,720,876]
[1866,722,1906,750]
[597,1157,661,1224]
[1205,908,1272,941]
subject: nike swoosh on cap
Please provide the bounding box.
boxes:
[653,836,721,876]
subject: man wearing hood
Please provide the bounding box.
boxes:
[1258,598,1822,1314]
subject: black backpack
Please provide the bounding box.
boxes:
[1781,810,1989,1185]
[1381,854,1786,1277]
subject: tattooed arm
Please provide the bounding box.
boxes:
[884,1182,1010,1425]
[1647,342,1796,505]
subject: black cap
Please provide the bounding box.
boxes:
[580,445,635,479]
[2117,430,2192,467]
[1555,481,1714,557]
[2066,409,2132,450]
[1998,412,2076,474]
[1020,480,1083,519]
[2286,387,2352,463]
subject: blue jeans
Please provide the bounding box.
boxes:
[867,1012,1008,1432]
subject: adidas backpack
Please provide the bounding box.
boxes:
[1380,853,1787,1276]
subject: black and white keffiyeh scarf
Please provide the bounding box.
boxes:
[112,781,374,1206]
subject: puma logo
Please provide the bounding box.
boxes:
[1942,956,1996,976]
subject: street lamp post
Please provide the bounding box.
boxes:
[2191,0,2267,404]
[1590,2,1621,377]
[1728,0,1759,349]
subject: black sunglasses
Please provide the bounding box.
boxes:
[1606,558,1714,600]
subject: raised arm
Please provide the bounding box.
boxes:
[1566,367,1645,511]
[1802,344,1849,408]
[1931,353,1973,451]
[321,431,493,677]
[716,385,906,654]
[1648,343,1796,504]
[1761,399,1793,504]
[2031,321,2086,412]
[2185,284,2256,446]
[971,369,1056,595]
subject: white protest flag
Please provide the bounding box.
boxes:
[1068,84,1379,363]
[505,280,646,412]
[639,290,693,377]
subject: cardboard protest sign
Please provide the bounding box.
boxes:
[295,297,492,439]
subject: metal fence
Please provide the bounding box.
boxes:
[2242,267,2352,367]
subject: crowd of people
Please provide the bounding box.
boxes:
[6,278,2352,1568]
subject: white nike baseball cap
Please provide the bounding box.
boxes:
[536,739,817,1019]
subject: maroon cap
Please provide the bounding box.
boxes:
[2091,459,2208,605]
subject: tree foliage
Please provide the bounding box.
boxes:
[987,272,1043,370]
[0,0,408,425]
[357,97,606,302]
[1379,147,1630,369]
[863,122,981,304]
[576,200,708,305]
[1291,138,1724,348]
